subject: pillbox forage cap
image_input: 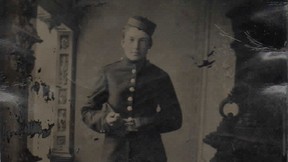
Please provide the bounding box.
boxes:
[126,16,156,36]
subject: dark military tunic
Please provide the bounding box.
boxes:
[81,58,182,162]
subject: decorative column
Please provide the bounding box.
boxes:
[36,5,75,162]
[50,27,74,162]
[35,1,107,161]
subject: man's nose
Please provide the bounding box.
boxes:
[132,40,140,49]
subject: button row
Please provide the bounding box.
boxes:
[127,68,136,112]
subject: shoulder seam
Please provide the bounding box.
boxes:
[103,60,122,68]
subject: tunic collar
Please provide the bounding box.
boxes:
[121,57,149,72]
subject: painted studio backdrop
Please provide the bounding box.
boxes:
[1,0,288,162]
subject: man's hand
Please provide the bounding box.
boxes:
[123,117,138,131]
[105,112,122,127]
[123,117,155,131]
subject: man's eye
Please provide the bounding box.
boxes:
[129,38,134,42]
[140,39,148,43]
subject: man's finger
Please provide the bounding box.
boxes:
[124,122,134,126]
[114,113,120,119]
[108,112,116,117]
[123,117,134,122]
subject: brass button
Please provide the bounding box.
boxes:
[127,106,133,111]
[130,78,136,84]
[127,97,133,102]
[156,106,161,112]
[132,69,137,74]
[129,87,135,92]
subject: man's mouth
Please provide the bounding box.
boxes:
[131,52,140,55]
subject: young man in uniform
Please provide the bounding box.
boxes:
[81,16,182,162]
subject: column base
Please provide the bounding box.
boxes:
[48,152,73,162]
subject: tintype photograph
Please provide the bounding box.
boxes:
[0,0,288,162]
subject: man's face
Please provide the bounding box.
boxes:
[121,27,151,61]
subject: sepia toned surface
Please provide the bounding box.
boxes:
[2,0,287,162]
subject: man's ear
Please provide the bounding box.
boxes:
[148,39,153,49]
